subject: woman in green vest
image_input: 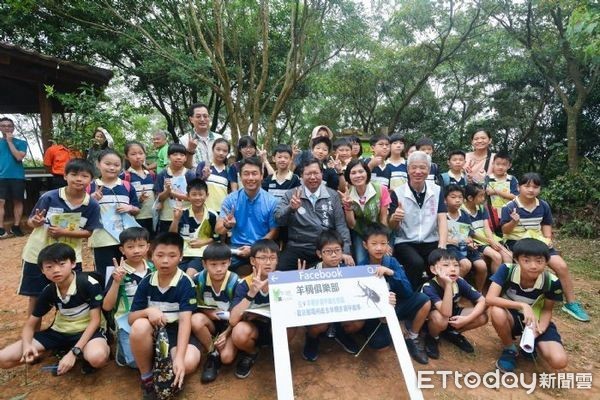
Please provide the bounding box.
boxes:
[339,159,392,264]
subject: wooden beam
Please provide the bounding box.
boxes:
[38,84,53,151]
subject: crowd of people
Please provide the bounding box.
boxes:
[0,104,591,399]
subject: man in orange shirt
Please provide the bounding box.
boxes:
[43,140,81,189]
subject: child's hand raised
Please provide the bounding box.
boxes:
[173,200,184,220]
[92,184,103,201]
[510,209,520,223]
[297,259,307,270]
[31,208,47,227]
[249,265,268,297]
[111,257,127,283]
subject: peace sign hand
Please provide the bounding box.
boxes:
[224,206,236,229]
[297,259,307,270]
[31,208,47,227]
[338,188,352,211]
[290,188,303,210]
[510,209,520,223]
[92,184,103,201]
[111,257,127,283]
[249,265,268,297]
[173,200,184,220]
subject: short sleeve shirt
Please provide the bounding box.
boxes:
[231,276,270,309]
[195,270,240,311]
[421,277,482,312]
[104,261,154,319]
[500,198,553,243]
[130,269,197,324]
[0,136,27,179]
[22,188,101,263]
[33,273,104,334]
[219,189,278,247]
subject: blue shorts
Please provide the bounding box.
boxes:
[179,257,203,272]
[508,309,562,344]
[447,245,481,263]
[18,261,83,297]
[34,328,107,351]
[505,240,558,257]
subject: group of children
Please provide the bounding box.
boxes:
[0,126,588,398]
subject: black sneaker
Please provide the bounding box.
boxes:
[0,228,8,239]
[302,334,320,362]
[234,351,258,379]
[441,329,474,353]
[80,359,97,374]
[334,329,359,354]
[405,337,429,364]
[326,324,336,338]
[424,335,440,359]
[201,351,221,383]
[10,225,24,237]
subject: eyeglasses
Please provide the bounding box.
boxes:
[321,248,342,256]
[255,256,277,263]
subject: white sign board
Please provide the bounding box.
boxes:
[269,265,424,400]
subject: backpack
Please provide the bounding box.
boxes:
[195,270,237,306]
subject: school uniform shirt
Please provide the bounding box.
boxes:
[23,187,102,264]
[390,181,447,245]
[485,174,519,216]
[427,163,439,183]
[388,161,408,191]
[120,167,156,220]
[33,272,104,335]
[104,260,154,320]
[195,270,240,311]
[440,171,467,188]
[176,205,217,257]
[490,263,563,313]
[154,167,197,221]
[421,277,481,309]
[261,171,301,201]
[130,269,197,324]
[230,275,270,309]
[461,205,489,245]
[447,209,474,244]
[220,188,278,248]
[500,198,553,244]
[88,179,140,248]
[368,159,391,188]
[0,136,27,179]
[205,164,229,213]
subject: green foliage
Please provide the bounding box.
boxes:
[543,159,600,237]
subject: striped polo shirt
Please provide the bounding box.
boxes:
[261,171,301,201]
[104,260,154,320]
[88,178,140,247]
[23,187,101,263]
[33,272,104,335]
[462,204,489,244]
[120,168,156,219]
[130,269,197,324]
[500,198,553,243]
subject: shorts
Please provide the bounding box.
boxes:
[18,260,83,297]
[34,328,107,351]
[179,257,203,273]
[447,245,482,263]
[0,178,25,201]
[164,323,202,351]
[248,319,272,347]
[505,240,558,257]
[508,309,562,344]
[395,292,430,321]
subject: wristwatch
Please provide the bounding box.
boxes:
[245,294,256,302]
[71,346,82,358]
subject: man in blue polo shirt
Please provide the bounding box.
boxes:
[216,157,279,272]
[0,117,28,238]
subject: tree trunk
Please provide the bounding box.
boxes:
[566,107,579,172]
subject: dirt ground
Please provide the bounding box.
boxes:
[0,234,598,400]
